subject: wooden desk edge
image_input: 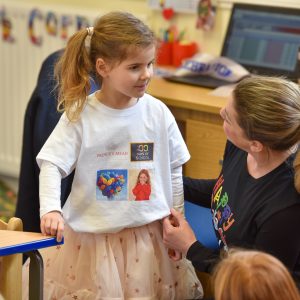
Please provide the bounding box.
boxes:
[0,230,64,256]
[148,77,228,114]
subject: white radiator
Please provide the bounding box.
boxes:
[0,1,102,177]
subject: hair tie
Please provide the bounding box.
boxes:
[86,27,94,36]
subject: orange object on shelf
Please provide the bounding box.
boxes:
[156,41,173,66]
[172,42,198,67]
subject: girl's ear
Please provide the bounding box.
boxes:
[250,140,263,153]
[96,58,109,77]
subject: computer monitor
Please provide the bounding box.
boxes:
[221,4,300,81]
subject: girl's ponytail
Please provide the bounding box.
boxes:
[55,28,92,122]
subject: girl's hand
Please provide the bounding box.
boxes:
[40,211,64,242]
[163,208,197,255]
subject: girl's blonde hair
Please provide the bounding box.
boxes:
[55,11,156,121]
[213,249,300,300]
[233,76,300,192]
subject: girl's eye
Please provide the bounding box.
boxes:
[147,61,154,68]
[129,65,139,70]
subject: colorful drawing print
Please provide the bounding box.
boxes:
[96,169,127,201]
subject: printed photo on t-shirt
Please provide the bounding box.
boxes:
[96,168,154,201]
[129,168,153,201]
[96,169,128,201]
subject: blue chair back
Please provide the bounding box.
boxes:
[184,201,219,250]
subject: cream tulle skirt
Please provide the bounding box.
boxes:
[23,221,203,299]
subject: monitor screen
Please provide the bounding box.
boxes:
[221,4,300,77]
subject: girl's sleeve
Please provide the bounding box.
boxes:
[172,165,184,213]
[36,113,82,177]
[39,160,63,218]
[145,184,151,199]
[132,184,138,196]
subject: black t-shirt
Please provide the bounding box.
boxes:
[185,141,300,287]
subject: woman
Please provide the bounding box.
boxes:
[163,75,300,288]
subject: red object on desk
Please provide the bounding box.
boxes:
[172,42,198,67]
[156,41,173,66]
[156,41,199,67]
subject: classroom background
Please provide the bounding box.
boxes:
[0,0,299,220]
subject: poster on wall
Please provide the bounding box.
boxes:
[148,0,199,13]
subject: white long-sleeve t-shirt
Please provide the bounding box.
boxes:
[37,93,190,233]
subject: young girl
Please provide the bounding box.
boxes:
[23,11,203,299]
[132,169,151,201]
[212,249,300,300]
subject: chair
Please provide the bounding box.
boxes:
[0,217,23,300]
[15,50,99,233]
[184,201,218,299]
[184,201,218,250]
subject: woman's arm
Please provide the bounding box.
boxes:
[163,208,220,272]
[186,241,220,273]
[184,177,217,208]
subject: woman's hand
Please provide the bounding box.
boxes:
[40,211,64,242]
[168,248,183,261]
[163,208,197,256]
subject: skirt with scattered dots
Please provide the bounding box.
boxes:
[22,221,203,299]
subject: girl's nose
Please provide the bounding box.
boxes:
[141,67,152,80]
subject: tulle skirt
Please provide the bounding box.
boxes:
[23,221,203,299]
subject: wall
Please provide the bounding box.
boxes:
[0,0,232,193]
[9,0,232,55]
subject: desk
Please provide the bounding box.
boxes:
[0,230,63,300]
[148,77,228,178]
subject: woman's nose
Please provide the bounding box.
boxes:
[220,107,225,120]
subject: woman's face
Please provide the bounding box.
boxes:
[220,95,250,150]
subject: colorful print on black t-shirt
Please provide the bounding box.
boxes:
[211,174,235,250]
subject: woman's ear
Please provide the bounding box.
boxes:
[96,58,109,77]
[250,140,263,153]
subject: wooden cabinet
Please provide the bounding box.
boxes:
[185,119,226,178]
[148,77,228,179]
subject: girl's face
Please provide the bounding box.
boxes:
[100,45,155,104]
[139,173,148,185]
[220,95,250,151]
